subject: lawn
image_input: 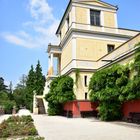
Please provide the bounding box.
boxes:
[0,115,44,140]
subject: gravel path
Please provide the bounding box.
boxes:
[32,115,140,140]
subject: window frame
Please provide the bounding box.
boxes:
[84,75,87,87]
[107,44,115,53]
[90,9,101,26]
[85,92,88,100]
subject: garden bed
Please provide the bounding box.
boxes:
[0,115,44,139]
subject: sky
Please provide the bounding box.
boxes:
[0,0,140,87]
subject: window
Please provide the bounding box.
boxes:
[90,10,100,26]
[66,15,70,30]
[107,45,115,53]
[85,92,88,100]
[59,31,62,39]
[84,76,87,87]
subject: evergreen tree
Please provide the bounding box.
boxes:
[26,65,35,93]
[34,60,46,95]
[26,65,36,111]
[0,77,7,92]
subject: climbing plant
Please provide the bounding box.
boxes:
[75,69,80,87]
[45,75,76,115]
[89,42,140,121]
[89,64,130,121]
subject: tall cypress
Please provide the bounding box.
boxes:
[26,65,36,110]
[34,60,45,95]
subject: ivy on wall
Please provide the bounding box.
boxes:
[89,43,140,121]
[75,69,80,88]
[89,64,129,121]
[45,76,76,115]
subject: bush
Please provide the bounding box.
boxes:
[0,116,38,138]
[89,65,129,121]
[45,76,76,115]
[3,101,16,114]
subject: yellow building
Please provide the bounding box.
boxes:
[34,0,140,114]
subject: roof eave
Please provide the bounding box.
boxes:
[56,0,72,35]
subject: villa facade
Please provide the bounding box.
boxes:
[33,0,140,114]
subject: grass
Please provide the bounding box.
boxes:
[0,115,44,139]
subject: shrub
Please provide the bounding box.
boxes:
[89,64,129,121]
[0,116,38,138]
[45,76,76,115]
[3,100,16,114]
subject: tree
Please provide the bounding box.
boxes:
[26,65,35,93]
[25,65,36,111]
[13,88,26,109]
[16,74,27,89]
[34,60,46,95]
[8,81,14,100]
[0,77,7,92]
[0,77,16,114]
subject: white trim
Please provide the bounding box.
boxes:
[74,32,128,43]
[114,13,118,33]
[72,38,77,67]
[87,9,90,24]
[101,11,104,26]
[72,6,76,23]
[73,3,116,13]
[87,9,90,30]
[114,12,118,28]
[61,59,97,75]
[101,11,104,32]
[61,60,76,75]
[76,60,98,69]
[71,6,76,28]
[73,0,117,10]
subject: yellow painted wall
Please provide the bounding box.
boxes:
[104,11,116,28]
[75,4,116,28]
[60,9,73,41]
[61,39,72,70]
[76,38,122,61]
[61,22,67,40]
[69,71,94,100]
[76,7,87,24]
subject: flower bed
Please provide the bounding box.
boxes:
[0,115,43,139]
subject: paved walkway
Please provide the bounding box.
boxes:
[32,115,140,140]
[0,115,11,123]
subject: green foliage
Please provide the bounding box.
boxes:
[122,43,140,101]
[14,61,46,112]
[98,101,122,121]
[34,61,46,95]
[0,77,7,92]
[89,64,129,121]
[45,75,76,115]
[0,91,16,114]
[75,69,80,87]
[6,115,33,123]
[0,116,38,138]
[89,43,140,121]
